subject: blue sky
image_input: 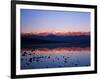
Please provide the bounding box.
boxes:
[21,9,90,33]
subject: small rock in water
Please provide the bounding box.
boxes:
[58,65,62,67]
[29,53,32,55]
[46,66,49,68]
[22,52,27,56]
[74,63,78,66]
[29,58,32,62]
[26,62,29,65]
[31,49,35,52]
[36,59,39,62]
[48,56,50,59]
[65,58,67,60]
[64,60,67,63]
[67,57,70,58]
[57,58,59,60]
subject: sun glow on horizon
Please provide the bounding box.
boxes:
[21,31,90,36]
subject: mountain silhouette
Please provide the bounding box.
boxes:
[21,34,90,45]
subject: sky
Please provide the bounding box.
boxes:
[21,9,90,33]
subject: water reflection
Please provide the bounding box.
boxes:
[21,46,90,69]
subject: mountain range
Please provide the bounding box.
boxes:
[21,32,90,45]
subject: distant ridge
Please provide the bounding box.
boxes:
[21,32,90,45]
[21,32,90,36]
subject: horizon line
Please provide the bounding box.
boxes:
[21,32,90,36]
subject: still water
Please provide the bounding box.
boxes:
[21,43,90,69]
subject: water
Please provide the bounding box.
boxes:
[21,43,90,69]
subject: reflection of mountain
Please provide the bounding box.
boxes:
[22,47,90,53]
[21,33,90,45]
